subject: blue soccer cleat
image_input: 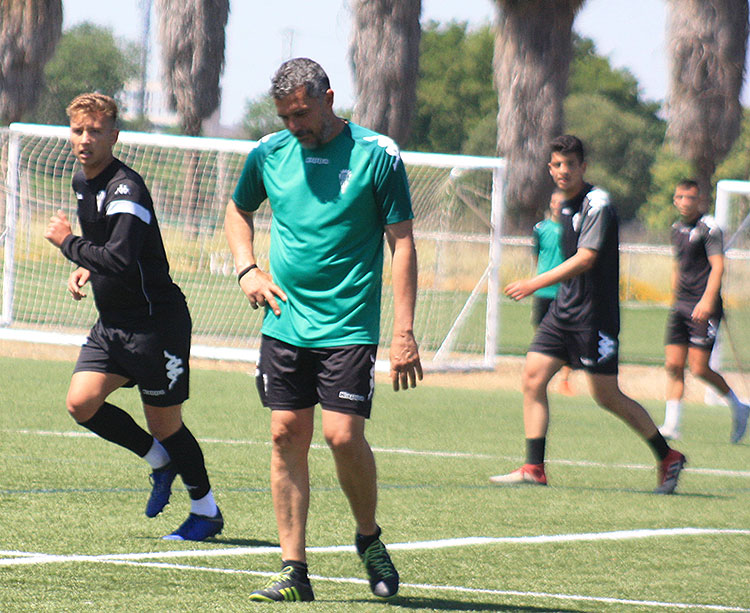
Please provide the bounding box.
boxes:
[163,508,224,541]
[145,463,177,518]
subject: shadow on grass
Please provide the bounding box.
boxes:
[539,484,734,499]
[212,536,278,547]
[135,536,278,547]
[344,595,582,612]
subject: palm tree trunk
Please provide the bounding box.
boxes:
[0,0,63,124]
[350,0,422,145]
[155,0,229,236]
[666,0,748,202]
[155,0,229,136]
[493,0,585,231]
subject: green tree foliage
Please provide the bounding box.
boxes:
[640,110,750,232]
[408,21,497,154]
[25,23,138,126]
[716,109,750,183]
[638,145,692,231]
[241,94,283,140]
[565,35,665,224]
[409,26,664,224]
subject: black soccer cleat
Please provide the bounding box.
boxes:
[249,565,315,602]
[359,531,399,598]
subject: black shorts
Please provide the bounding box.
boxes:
[74,303,191,407]
[255,335,377,418]
[664,303,721,350]
[531,297,555,327]
[529,314,619,375]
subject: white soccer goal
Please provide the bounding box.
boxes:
[708,180,750,400]
[0,123,506,372]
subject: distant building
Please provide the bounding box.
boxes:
[120,79,239,138]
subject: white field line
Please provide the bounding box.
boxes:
[2,530,749,612]
[9,428,750,478]
[55,560,750,612]
[1,527,748,566]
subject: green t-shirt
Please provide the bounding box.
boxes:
[232,122,414,347]
[532,218,563,299]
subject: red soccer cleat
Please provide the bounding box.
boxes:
[655,449,686,495]
[490,463,547,486]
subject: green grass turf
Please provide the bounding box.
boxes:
[1,356,748,612]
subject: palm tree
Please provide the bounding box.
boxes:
[665,0,748,201]
[155,0,229,235]
[493,0,586,230]
[349,0,422,145]
[0,0,63,124]
[155,0,229,136]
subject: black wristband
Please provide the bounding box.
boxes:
[237,264,258,284]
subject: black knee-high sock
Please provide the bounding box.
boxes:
[647,432,670,462]
[159,424,211,500]
[526,437,546,465]
[79,402,153,457]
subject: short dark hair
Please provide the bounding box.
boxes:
[270,58,330,100]
[675,178,699,192]
[550,134,585,164]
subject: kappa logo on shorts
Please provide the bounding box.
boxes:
[164,350,184,390]
[339,391,365,402]
[597,332,617,363]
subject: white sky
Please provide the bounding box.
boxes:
[60,0,680,126]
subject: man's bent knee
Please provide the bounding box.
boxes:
[522,368,551,396]
[66,393,101,423]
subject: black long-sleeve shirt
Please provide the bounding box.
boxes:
[61,158,185,325]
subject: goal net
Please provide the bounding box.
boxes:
[0,123,506,372]
[710,180,750,398]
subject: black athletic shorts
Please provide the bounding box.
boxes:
[74,303,191,407]
[529,313,619,375]
[255,334,377,418]
[664,302,721,350]
[531,296,555,327]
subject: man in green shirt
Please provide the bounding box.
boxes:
[531,189,574,395]
[225,58,422,602]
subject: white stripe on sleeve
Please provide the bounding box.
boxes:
[105,200,152,225]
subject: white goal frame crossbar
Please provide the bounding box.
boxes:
[1,123,506,371]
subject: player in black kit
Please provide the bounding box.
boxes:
[491,135,686,494]
[659,179,749,443]
[44,93,222,540]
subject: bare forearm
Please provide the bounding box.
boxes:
[538,249,595,288]
[508,249,596,300]
[391,239,418,336]
[224,200,256,272]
